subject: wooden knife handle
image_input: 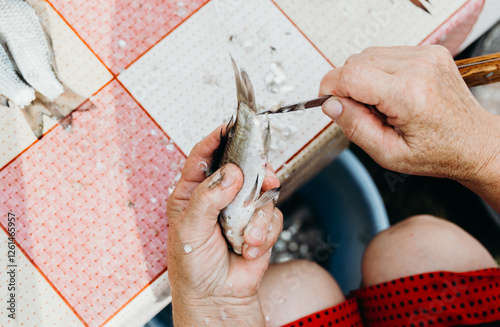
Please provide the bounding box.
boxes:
[456,52,500,88]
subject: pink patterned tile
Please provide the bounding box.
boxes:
[0,80,185,326]
[48,0,208,74]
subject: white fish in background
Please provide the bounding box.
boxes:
[0,0,72,138]
[0,0,64,100]
[0,42,35,107]
[206,58,280,254]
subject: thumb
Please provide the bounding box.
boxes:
[181,163,243,231]
[322,97,400,160]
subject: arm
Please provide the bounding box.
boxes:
[166,126,282,326]
[319,45,500,212]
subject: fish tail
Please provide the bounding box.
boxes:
[230,56,256,113]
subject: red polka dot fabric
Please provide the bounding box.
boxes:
[282,268,500,327]
[281,298,363,327]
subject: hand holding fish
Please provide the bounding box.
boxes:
[319,45,500,212]
[167,126,283,326]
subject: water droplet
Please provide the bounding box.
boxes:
[205,317,210,325]
[258,209,265,218]
[118,39,126,48]
[150,197,157,204]
[199,161,208,172]
[150,129,157,135]
[265,316,270,321]
[282,127,292,137]
[123,169,131,174]
[95,161,104,169]
[183,244,192,253]
[278,296,286,304]
[226,229,233,236]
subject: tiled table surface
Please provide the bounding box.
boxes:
[0,0,483,326]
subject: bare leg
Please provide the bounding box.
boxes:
[258,259,344,326]
[362,215,498,287]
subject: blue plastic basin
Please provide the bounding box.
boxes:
[144,149,389,326]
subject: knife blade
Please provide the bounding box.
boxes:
[256,95,334,115]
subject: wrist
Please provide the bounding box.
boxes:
[457,112,500,206]
[171,292,265,326]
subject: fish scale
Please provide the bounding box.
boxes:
[0,0,64,101]
[0,42,35,107]
[208,58,280,254]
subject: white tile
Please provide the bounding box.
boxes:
[119,0,332,169]
[274,0,469,66]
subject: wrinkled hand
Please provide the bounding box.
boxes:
[167,125,283,326]
[319,45,500,185]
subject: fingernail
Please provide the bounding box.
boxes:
[249,226,263,242]
[220,165,236,187]
[247,246,259,258]
[322,99,343,121]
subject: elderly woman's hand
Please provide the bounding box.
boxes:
[319,45,500,210]
[166,125,283,326]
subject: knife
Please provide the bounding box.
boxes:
[256,52,500,117]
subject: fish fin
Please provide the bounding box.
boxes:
[21,100,51,139]
[206,116,234,177]
[263,120,271,155]
[230,56,257,113]
[254,186,281,208]
[244,176,260,207]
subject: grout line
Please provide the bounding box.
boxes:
[122,0,212,72]
[114,79,188,158]
[0,223,89,326]
[0,78,114,175]
[99,266,169,326]
[45,0,115,77]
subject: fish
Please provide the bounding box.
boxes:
[0,0,70,138]
[0,41,35,108]
[206,58,280,254]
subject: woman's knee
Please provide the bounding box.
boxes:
[258,259,344,326]
[361,215,498,286]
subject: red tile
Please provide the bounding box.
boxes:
[48,0,208,74]
[0,80,185,326]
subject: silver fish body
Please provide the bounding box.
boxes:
[0,0,64,101]
[0,42,35,108]
[208,59,279,254]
